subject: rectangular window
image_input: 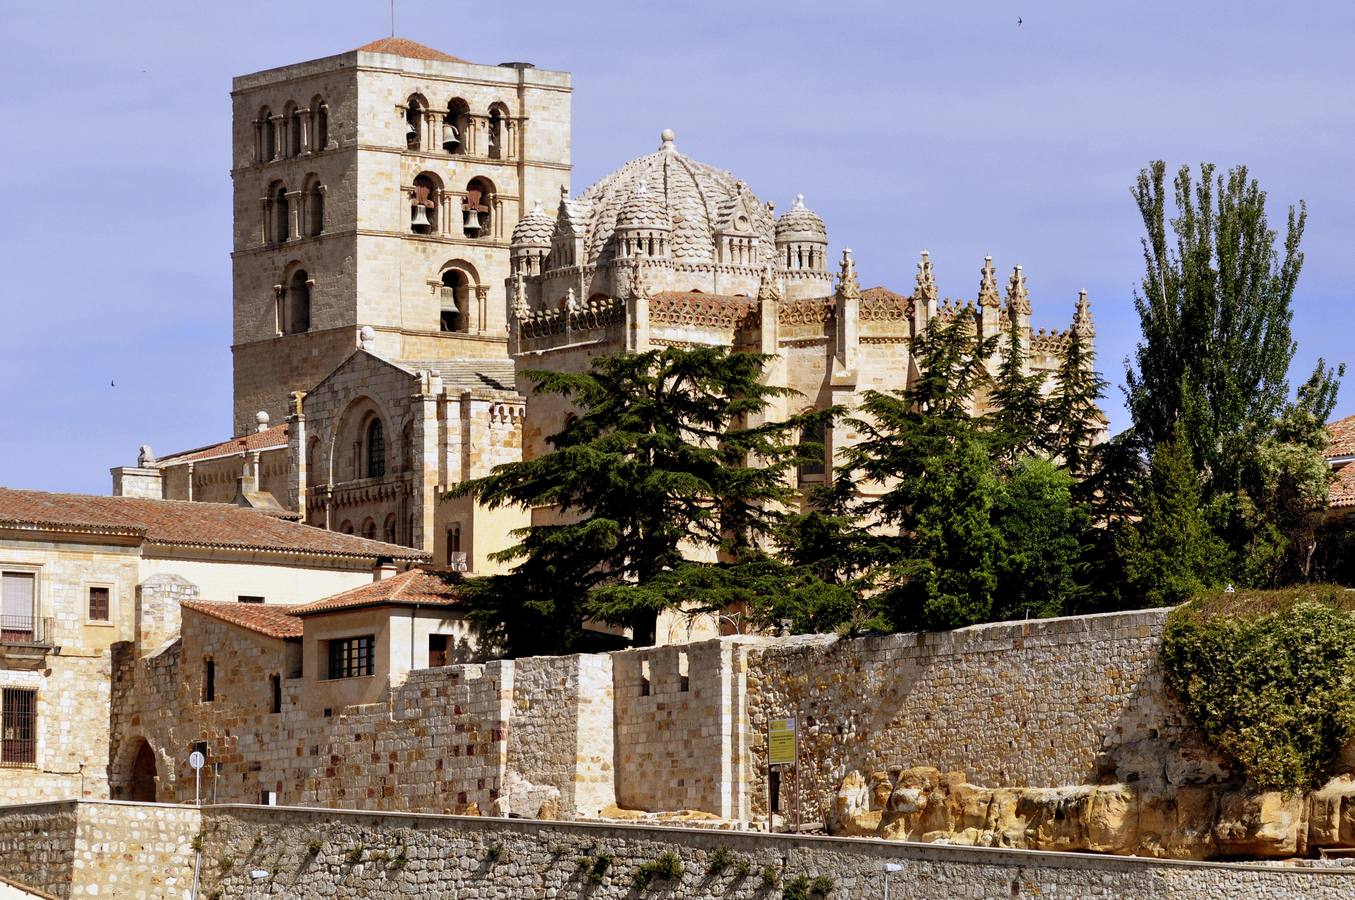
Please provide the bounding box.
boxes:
[269,674,281,714]
[260,790,277,806]
[88,586,110,622]
[1,572,35,642]
[327,636,375,679]
[1,689,37,767]
[237,595,264,604]
[202,659,215,703]
[428,634,449,668]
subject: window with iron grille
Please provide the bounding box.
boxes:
[88,586,110,622]
[327,635,375,679]
[1,688,36,767]
[366,419,386,478]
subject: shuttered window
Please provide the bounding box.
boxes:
[1,573,35,642]
[88,586,110,622]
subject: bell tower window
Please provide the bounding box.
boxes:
[440,269,468,332]
[274,186,290,243]
[488,106,505,159]
[366,419,386,478]
[411,173,439,235]
[286,269,311,334]
[463,177,493,238]
[311,96,329,151]
[258,106,274,162]
[443,99,468,154]
[405,95,426,150]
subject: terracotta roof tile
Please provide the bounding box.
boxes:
[291,568,464,616]
[356,37,466,63]
[1327,414,1355,458]
[1329,462,1355,509]
[157,424,289,465]
[0,488,427,561]
[181,600,303,639]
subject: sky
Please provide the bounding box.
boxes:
[1,0,1352,494]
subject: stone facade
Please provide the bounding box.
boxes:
[4,800,1355,899]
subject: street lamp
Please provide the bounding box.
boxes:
[883,862,904,900]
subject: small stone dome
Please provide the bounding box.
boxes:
[776,194,827,243]
[511,201,553,248]
[615,178,671,230]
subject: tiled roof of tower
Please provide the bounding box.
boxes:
[511,201,554,247]
[355,37,467,63]
[0,488,427,560]
[1327,414,1355,458]
[291,568,464,616]
[181,600,304,639]
[157,424,289,465]
[395,359,517,392]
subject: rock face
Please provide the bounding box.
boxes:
[828,766,1355,860]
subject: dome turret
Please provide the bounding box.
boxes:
[775,194,828,274]
[510,201,553,275]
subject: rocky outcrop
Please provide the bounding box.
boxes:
[828,766,1355,860]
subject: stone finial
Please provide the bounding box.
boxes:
[627,259,650,302]
[792,193,806,211]
[565,287,579,313]
[512,272,530,320]
[559,184,569,203]
[978,255,1000,308]
[836,248,861,301]
[914,250,938,305]
[1073,289,1094,337]
[1005,264,1031,316]
[660,128,676,151]
[255,410,270,433]
[137,444,156,467]
[359,325,377,351]
[757,261,783,304]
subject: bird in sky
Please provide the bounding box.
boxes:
[1017,16,1023,26]
[110,380,116,388]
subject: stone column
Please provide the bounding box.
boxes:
[285,191,302,241]
[473,285,490,334]
[297,108,311,155]
[260,196,272,244]
[269,116,283,161]
[287,391,306,514]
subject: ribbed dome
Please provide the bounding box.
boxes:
[776,194,827,242]
[575,130,776,265]
[511,201,553,247]
[615,178,672,230]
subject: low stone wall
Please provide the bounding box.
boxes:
[0,800,197,899]
[190,804,1355,898]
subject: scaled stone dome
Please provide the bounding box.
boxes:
[576,130,777,265]
[776,194,827,242]
[511,201,553,248]
[615,177,672,230]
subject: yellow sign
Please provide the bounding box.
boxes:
[768,717,796,766]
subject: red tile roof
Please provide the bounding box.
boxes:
[157,424,289,465]
[181,600,304,639]
[355,37,466,63]
[861,286,911,305]
[0,488,427,561]
[1327,414,1355,458]
[291,568,464,616]
[1330,463,1355,510]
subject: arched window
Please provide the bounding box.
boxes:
[286,269,311,334]
[366,418,386,478]
[797,415,827,481]
[306,436,321,484]
[274,185,290,243]
[285,102,302,157]
[411,173,439,235]
[304,177,324,236]
[339,520,354,535]
[362,518,377,540]
[402,422,415,471]
[443,99,469,154]
[487,104,507,160]
[259,106,274,162]
[383,514,397,544]
[463,177,493,238]
[440,268,469,332]
[405,94,426,150]
[311,96,329,151]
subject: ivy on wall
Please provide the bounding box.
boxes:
[1162,586,1355,793]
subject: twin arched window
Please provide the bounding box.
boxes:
[256,97,332,163]
[264,178,324,244]
[366,419,386,478]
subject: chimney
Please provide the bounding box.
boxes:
[373,559,398,582]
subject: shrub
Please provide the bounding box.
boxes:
[761,863,780,886]
[190,833,204,853]
[307,839,322,856]
[486,843,504,863]
[633,851,684,889]
[734,856,752,877]
[811,874,835,895]
[707,846,733,875]
[216,856,234,873]
[783,875,810,900]
[346,845,363,864]
[1162,586,1355,792]
[589,852,612,884]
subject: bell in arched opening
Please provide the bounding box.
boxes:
[441,122,460,151]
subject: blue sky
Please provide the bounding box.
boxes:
[2,0,1352,493]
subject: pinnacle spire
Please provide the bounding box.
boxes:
[836,248,860,301]
[1073,289,1094,336]
[628,258,650,302]
[914,250,937,305]
[757,261,783,304]
[512,272,529,320]
[978,255,1000,308]
[1005,264,1031,316]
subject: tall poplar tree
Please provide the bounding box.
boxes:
[987,313,1048,466]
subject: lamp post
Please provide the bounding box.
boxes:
[883,862,904,900]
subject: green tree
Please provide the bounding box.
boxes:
[987,312,1048,467]
[1117,424,1227,606]
[1125,161,1306,492]
[991,457,1087,621]
[449,347,812,652]
[1048,323,1107,478]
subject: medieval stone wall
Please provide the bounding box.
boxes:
[744,610,1182,822]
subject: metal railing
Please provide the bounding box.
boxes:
[0,615,54,646]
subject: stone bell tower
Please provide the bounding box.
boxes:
[228,37,572,435]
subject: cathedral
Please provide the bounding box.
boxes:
[113,37,1097,598]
